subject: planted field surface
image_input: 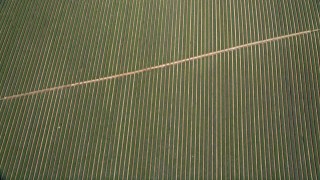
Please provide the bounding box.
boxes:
[0,0,319,179]
[1,0,319,97]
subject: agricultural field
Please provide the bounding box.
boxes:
[0,0,319,179]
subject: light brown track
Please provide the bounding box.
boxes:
[1,29,319,101]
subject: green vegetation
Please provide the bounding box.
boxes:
[0,0,319,178]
